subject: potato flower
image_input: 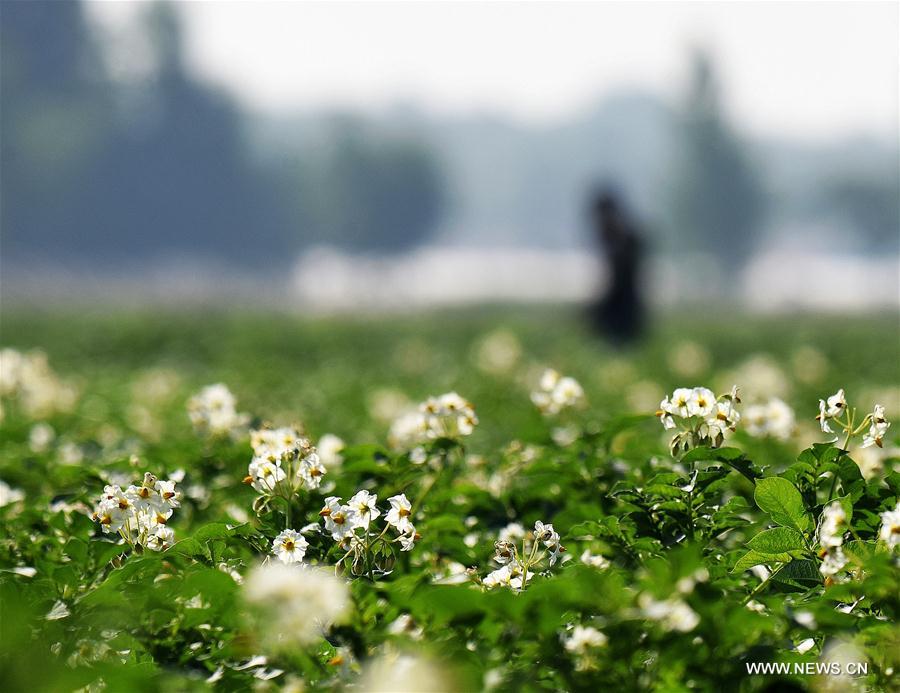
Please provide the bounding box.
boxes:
[531,369,586,416]
[243,563,350,650]
[272,529,308,564]
[187,383,249,438]
[657,385,741,454]
[878,501,900,549]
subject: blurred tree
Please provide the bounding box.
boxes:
[89,2,288,263]
[820,173,899,251]
[2,1,288,267]
[304,123,445,253]
[1,0,113,258]
[670,49,766,275]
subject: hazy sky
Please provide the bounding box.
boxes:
[87,1,898,140]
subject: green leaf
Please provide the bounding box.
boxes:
[732,550,786,573]
[747,527,806,555]
[772,560,821,585]
[644,484,684,499]
[681,446,760,482]
[754,477,811,532]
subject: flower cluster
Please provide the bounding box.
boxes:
[531,369,585,416]
[483,520,563,590]
[245,426,326,500]
[816,389,891,449]
[0,348,77,420]
[863,405,891,448]
[817,502,848,580]
[243,562,350,650]
[388,392,478,449]
[91,472,180,551]
[187,383,249,438]
[276,491,421,575]
[656,386,741,455]
[743,398,795,441]
[421,392,478,439]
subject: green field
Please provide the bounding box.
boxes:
[1,307,898,691]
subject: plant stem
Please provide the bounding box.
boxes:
[743,562,785,604]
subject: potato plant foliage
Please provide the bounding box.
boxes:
[0,310,898,692]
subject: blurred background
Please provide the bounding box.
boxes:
[2,0,898,312]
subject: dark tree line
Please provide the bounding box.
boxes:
[1,2,445,268]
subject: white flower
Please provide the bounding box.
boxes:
[533,520,556,544]
[475,329,522,375]
[125,476,159,513]
[658,386,742,451]
[825,389,847,417]
[93,498,128,534]
[420,392,478,439]
[243,563,350,649]
[794,638,816,654]
[819,502,846,549]
[385,493,413,533]
[817,388,847,433]
[852,443,895,480]
[498,522,526,543]
[251,426,305,461]
[317,434,345,468]
[0,480,25,507]
[154,479,180,510]
[580,550,610,569]
[139,508,173,534]
[878,501,900,549]
[534,521,563,565]
[493,539,517,565]
[483,563,532,590]
[862,404,890,448]
[819,547,847,578]
[272,529,308,564]
[298,453,327,489]
[387,613,424,640]
[564,625,608,654]
[687,387,716,417]
[0,349,78,418]
[348,490,381,529]
[817,399,833,433]
[531,369,586,416]
[639,594,700,632]
[667,388,694,418]
[93,472,178,549]
[247,458,286,494]
[319,497,357,541]
[28,423,55,453]
[187,383,249,438]
[656,400,677,430]
[388,410,430,450]
[146,526,175,551]
[358,652,449,693]
[744,398,795,440]
[397,525,418,552]
[705,398,740,439]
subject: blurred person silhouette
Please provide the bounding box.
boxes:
[587,187,646,343]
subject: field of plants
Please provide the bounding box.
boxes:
[1,307,898,692]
